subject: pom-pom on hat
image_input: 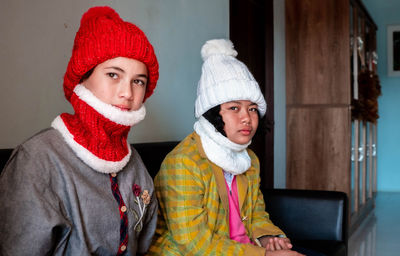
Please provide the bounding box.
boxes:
[63,6,159,102]
[195,39,267,118]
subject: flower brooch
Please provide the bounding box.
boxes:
[131,184,151,231]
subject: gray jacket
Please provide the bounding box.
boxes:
[0,128,157,256]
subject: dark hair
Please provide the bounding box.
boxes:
[203,105,227,137]
[79,68,94,83]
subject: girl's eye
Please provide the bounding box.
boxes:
[107,73,118,79]
[133,79,146,86]
[229,106,239,111]
[249,107,258,112]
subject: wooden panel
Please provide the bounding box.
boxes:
[285,0,351,105]
[286,106,352,195]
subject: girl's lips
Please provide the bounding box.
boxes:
[113,105,131,111]
[240,129,252,135]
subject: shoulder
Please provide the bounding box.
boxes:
[2,128,84,187]
[7,128,65,164]
[156,133,206,181]
[16,128,65,153]
[245,148,260,177]
[162,133,201,164]
[246,148,260,166]
[1,128,69,196]
[169,132,199,155]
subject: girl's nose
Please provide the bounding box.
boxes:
[241,110,251,125]
[118,81,133,100]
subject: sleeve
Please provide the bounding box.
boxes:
[251,182,286,240]
[247,154,285,240]
[137,187,158,254]
[0,145,71,256]
[155,154,266,256]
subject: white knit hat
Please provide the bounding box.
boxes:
[195,39,267,118]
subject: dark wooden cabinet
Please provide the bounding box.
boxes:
[285,0,378,233]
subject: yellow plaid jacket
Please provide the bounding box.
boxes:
[147,132,284,256]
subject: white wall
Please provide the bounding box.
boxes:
[0,0,229,147]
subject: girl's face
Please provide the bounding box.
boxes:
[83,57,148,111]
[219,100,259,145]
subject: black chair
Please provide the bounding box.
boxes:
[133,141,179,179]
[262,188,348,256]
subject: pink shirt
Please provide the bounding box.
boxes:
[224,173,253,244]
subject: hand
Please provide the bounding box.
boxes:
[260,236,293,251]
[265,250,305,256]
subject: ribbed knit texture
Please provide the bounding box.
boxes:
[52,85,146,174]
[195,39,266,118]
[64,6,159,103]
[60,91,131,162]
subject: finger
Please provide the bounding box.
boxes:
[282,238,293,249]
[269,240,275,251]
[268,238,276,251]
[277,239,288,250]
[282,239,293,250]
[273,238,282,250]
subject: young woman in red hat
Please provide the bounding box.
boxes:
[0,6,159,255]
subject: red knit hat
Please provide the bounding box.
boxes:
[64,6,159,102]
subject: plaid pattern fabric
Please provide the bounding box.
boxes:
[110,174,128,255]
[148,132,284,256]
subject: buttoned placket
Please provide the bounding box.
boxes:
[109,173,129,255]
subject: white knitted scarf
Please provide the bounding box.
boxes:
[193,116,251,175]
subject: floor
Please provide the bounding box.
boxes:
[348,192,400,256]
